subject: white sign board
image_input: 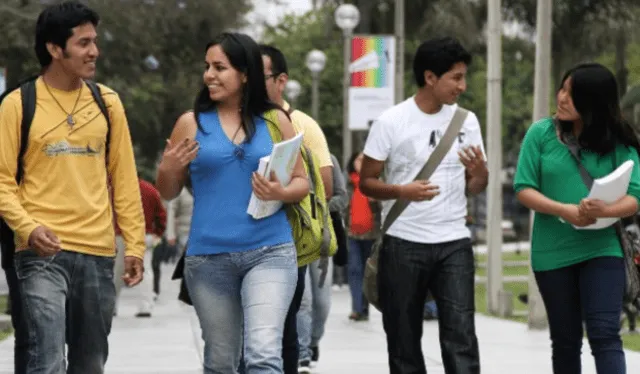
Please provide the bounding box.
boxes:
[348,35,395,130]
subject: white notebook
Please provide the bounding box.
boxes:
[573,160,634,230]
[247,132,304,219]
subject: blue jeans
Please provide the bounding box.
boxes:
[297,259,332,362]
[15,249,116,374]
[378,236,480,374]
[5,264,28,373]
[535,256,626,374]
[185,242,298,374]
[348,238,374,314]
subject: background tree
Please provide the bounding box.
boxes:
[0,0,252,178]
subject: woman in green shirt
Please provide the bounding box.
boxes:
[514,63,640,374]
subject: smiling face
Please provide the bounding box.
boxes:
[425,62,468,105]
[47,23,99,80]
[202,44,246,103]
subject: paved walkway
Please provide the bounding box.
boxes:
[1,264,640,373]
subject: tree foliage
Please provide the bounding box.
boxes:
[262,2,535,163]
[0,0,252,178]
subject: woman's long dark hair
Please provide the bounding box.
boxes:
[556,62,640,155]
[193,32,286,140]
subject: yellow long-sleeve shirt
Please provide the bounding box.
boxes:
[0,77,145,259]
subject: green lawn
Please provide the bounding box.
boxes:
[0,295,12,342]
[473,251,640,351]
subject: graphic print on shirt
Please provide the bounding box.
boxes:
[43,141,102,157]
[36,100,109,159]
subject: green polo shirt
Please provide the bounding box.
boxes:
[513,118,640,271]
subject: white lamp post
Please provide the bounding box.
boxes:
[305,50,327,120]
[335,4,360,167]
[285,80,302,107]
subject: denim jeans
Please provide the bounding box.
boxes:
[15,249,116,374]
[185,242,298,374]
[297,258,333,362]
[281,265,307,374]
[378,235,480,374]
[348,238,374,314]
[5,264,29,373]
[535,256,626,374]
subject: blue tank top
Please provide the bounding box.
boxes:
[186,110,292,256]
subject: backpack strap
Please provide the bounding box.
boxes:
[85,81,111,164]
[17,80,36,183]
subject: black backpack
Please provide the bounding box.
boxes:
[0,77,111,269]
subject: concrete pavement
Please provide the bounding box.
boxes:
[0,263,639,373]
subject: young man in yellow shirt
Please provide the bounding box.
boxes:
[261,45,334,374]
[0,2,145,373]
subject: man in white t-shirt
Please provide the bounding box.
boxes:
[360,37,488,374]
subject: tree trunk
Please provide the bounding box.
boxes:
[615,29,628,96]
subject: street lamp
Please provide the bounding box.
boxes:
[335,4,360,167]
[306,49,327,120]
[144,55,160,71]
[285,80,302,107]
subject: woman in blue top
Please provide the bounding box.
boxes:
[514,63,640,373]
[156,32,309,374]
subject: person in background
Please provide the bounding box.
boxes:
[514,62,640,373]
[260,44,334,374]
[114,177,166,318]
[165,187,193,257]
[297,153,348,371]
[330,154,349,290]
[345,152,380,322]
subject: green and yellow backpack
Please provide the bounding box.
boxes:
[263,109,337,285]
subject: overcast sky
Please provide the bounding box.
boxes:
[243,0,313,40]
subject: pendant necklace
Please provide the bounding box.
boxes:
[43,79,83,127]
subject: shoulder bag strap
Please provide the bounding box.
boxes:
[380,107,469,234]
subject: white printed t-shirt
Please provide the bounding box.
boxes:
[363,97,486,244]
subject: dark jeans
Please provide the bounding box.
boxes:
[282,265,307,373]
[152,246,161,295]
[5,265,29,374]
[348,238,374,314]
[535,256,626,374]
[379,235,480,374]
[15,249,116,374]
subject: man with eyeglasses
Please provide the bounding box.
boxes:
[260,44,334,374]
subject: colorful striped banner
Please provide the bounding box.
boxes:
[350,36,391,88]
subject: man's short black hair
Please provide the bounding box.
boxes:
[413,37,472,87]
[259,44,289,76]
[35,1,100,68]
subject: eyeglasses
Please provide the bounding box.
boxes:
[265,72,281,81]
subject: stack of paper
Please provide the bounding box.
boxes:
[575,160,634,230]
[247,132,304,219]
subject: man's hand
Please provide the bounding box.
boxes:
[28,226,61,257]
[167,238,177,247]
[123,256,144,287]
[459,145,487,178]
[399,180,440,202]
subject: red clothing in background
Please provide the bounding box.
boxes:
[114,179,166,237]
[349,172,374,235]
